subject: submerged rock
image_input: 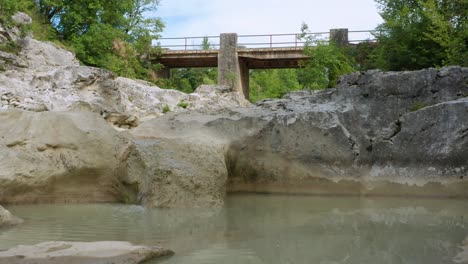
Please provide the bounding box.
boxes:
[0,241,173,264]
[454,237,468,264]
[0,205,22,227]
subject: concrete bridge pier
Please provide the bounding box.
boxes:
[218,33,249,99]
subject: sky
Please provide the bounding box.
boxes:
[155,0,383,48]
[156,0,382,49]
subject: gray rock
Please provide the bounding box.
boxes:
[132,67,468,199]
[0,241,173,264]
[0,205,23,227]
[454,236,468,263]
[11,12,32,25]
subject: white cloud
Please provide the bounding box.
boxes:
[156,0,383,47]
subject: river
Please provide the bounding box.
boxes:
[1,194,467,264]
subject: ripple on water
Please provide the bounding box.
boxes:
[1,195,468,264]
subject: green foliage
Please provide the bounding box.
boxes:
[250,69,302,102]
[0,0,21,27]
[0,41,21,54]
[299,23,356,89]
[31,0,164,80]
[159,38,217,93]
[162,104,170,113]
[201,36,211,50]
[177,100,189,109]
[345,42,380,71]
[160,68,217,93]
[372,0,467,70]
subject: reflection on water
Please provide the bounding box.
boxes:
[1,195,467,264]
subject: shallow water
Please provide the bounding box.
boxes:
[1,194,467,264]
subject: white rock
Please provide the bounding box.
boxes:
[0,205,23,227]
[0,241,173,264]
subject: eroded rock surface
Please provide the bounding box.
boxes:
[0,241,173,264]
[124,138,227,207]
[0,14,248,129]
[132,67,468,198]
[0,110,132,204]
[0,205,22,227]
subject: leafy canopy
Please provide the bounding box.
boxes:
[373,0,467,70]
[298,23,356,89]
[31,0,164,79]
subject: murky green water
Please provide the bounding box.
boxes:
[1,194,467,264]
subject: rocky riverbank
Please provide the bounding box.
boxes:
[0,13,467,209]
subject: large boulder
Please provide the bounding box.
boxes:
[0,205,22,227]
[123,138,227,208]
[0,241,173,264]
[0,110,133,203]
[226,67,468,197]
[127,108,264,208]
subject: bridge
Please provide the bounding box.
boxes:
[154,29,375,99]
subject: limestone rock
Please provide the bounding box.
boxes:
[0,14,247,128]
[226,67,468,196]
[0,205,22,227]
[133,67,468,198]
[188,85,250,110]
[0,241,173,264]
[124,137,227,208]
[0,110,132,203]
[20,39,79,70]
[11,13,32,25]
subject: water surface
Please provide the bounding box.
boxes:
[1,194,467,264]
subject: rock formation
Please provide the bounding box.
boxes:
[0,13,245,207]
[131,67,468,199]
[0,205,22,227]
[0,110,132,204]
[0,241,173,264]
[0,13,248,129]
[0,13,467,207]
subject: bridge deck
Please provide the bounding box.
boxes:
[157,47,308,69]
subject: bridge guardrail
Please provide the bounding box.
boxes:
[156,30,377,50]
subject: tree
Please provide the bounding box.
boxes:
[0,0,19,27]
[418,0,467,66]
[250,69,301,102]
[372,0,467,70]
[32,0,164,79]
[160,36,218,93]
[298,23,356,89]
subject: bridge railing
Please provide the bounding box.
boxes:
[156,30,377,50]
